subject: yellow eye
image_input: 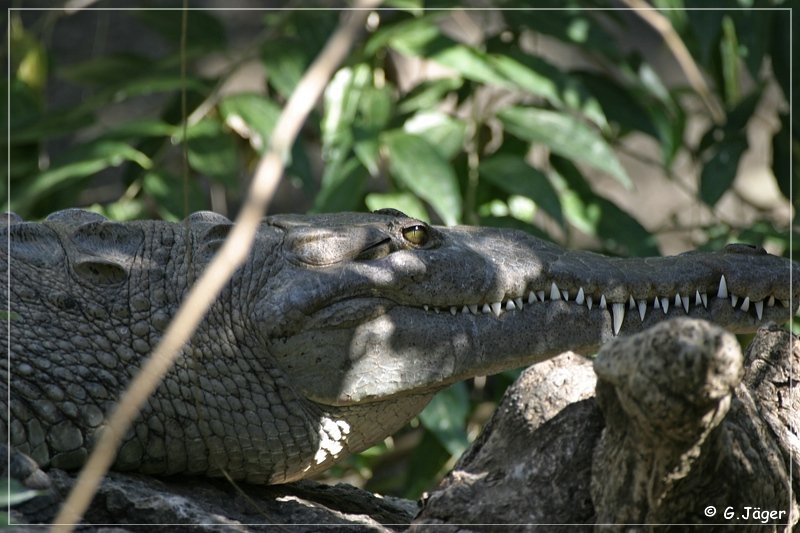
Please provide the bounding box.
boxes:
[402,225,429,246]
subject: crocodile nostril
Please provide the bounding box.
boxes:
[724,243,766,255]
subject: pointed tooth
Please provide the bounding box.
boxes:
[528,291,537,304]
[469,304,478,314]
[695,290,702,307]
[514,297,523,310]
[754,300,763,320]
[461,305,470,314]
[612,303,625,335]
[638,299,646,322]
[575,288,585,305]
[740,297,750,312]
[653,297,660,310]
[731,294,738,307]
[505,300,516,311]
[781,299,789,308]
[491,302,502,316]
[537,290,545,302]
[424,305,429,312]
[482,304,491,314]
[701,293,708,308]
[562,290,569,301]
[629,295,635,310]
[660,297,669,314]
[450,306,457,316]
[674,293,681,308]
[599,295,607,310]
[434,307,440,314]
[717,275,728,298]
[550,283,561,301]
[681,295,689,313]
[767,295,775,307]
[586,296,593,310]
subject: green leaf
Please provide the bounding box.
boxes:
[397,77,463,115]
[1,478,42,507]
[382,130,462,225]
[772,112,795,202]
[365,14,444,57]
[431,45,511,87]
[700,136,748,207]
[219,93,281,154]
[479,154,563,227]
[403,111,466,160]
[136,10,226,51]
[313,156,367,213]
[551,156,657,256]
[418,382,470,457]
[12,140,151,212]
[185,118,239,185]
[719,15,741,106]
[365,192,430,222]
[488,52,607,129]
[100,119,177,141]
[498,106,631,189]
[574,72,658,138]
[322,65,372,149]
[60,53,152,85]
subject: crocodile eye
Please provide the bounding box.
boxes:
[402,225,429,246]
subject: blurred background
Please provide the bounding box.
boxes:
[6,0,796,498]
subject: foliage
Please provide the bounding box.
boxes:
[6,2,795,498]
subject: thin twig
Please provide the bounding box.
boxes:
[50,3,379,531]
[621,0,726,124]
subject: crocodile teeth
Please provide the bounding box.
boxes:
[740,297,750,312]
[717,275,728,298]
[528,291,537,304]
[575,288,585,305]
[629,295,636,310]
[612,303,625,335]
[731,294,738,307]
[781,299,789,308]
[491,302,502,316]
[561,290,569,301]
[599,295,607,310]
[537,291,545,302]
[681,295,689,313]
[462,305,470,314]
[767,295,775,307]
[482,304,491,314]
[450,306,457,316]
[637,300,646,322]
[434,307,440,314]
[469,304,478,314]
[660,297,669,314]
[550,283,561,301]
[424,305,429,312]
[505,300,516,311]
[674,293,681,309]
[586,296,593,310]
[654,297,660,310]
[701,292,708,308]
[514,297,523,310]
[754,300,763,320]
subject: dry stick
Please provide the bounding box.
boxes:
[622,0,726,125]
[50,4,379,531]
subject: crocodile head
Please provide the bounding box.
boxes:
[256,209,798,408]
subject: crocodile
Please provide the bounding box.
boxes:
[1,208,797,484]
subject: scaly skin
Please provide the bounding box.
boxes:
[1,208,797,483]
